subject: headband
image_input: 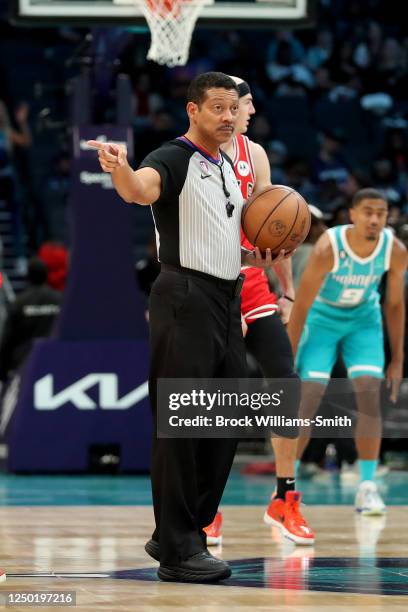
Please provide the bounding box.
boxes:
[237,81,251,98]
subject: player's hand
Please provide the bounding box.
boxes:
[386,359,403,403]
[277,295,294,324]
[243,247,287,269]
[86,140,128,173]
[283,248,296,260]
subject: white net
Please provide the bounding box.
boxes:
[139,0,211,67]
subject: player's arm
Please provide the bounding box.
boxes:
[250,142,272,193]
[86,140,161,205]
[275,259,296,324]
[384,238,408,402]
[286,232,334,355]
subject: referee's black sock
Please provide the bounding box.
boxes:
[276,477,296,500]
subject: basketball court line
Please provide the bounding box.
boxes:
[5,558,408,595]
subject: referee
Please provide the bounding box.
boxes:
[88,72,273,583]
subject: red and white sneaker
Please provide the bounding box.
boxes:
[0,569,6,582]
[204,511,223,546]
[264,491,315,545]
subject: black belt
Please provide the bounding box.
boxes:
[161,264,244,297]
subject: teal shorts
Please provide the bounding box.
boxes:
[295,300,384,382]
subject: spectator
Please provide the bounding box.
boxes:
[388,205,402,229]
[133,73,163,119]
[312,128,350,204]
[292,205,326,289]
[266,31,305,65]
[353,21,383,70]
[0,99,31,271]
[325,170,372,213]
[397,223,408,250]
[43,153,71,243]
[0,238,15,337]
[313,66,334,100]
[316,178,343,212]
[331,203,351,226]
[12,102,46,252]
[382,127,408,185]
[285,158,317,203]
[134,111,177,163]
[0,258,61,383]
[267,140,288,184]
[306,30,334,71]
[363,37,405,95]
[338,170,371,200]
[38,242,69,292]
[328,40,360,85]
[248,115,272,149]
[266,34,314,94]
[371,157,403,204]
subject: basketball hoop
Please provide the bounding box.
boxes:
[139,0,213,67]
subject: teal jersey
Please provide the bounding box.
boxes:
[316,225,394,309]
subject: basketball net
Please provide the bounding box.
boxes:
[139,0,212,67]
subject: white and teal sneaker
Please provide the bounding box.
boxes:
[355,481,386,516]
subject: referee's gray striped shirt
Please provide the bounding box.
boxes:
[139,139,244,280]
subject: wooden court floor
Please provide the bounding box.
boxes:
[1,505,408,611]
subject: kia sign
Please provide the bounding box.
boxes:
[34,374,149,410]
[6,340,151,472]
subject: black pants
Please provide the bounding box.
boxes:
[148,266,247,565]
[245,314,300,435]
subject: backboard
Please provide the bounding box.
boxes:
[12,0,315,28]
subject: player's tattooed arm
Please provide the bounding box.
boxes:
[286,232,334,355]
[384,238,408,403]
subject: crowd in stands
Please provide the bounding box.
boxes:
[1,0,408,256]
[1,0,408,289]
[124,1,408,234]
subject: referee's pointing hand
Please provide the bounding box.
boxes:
[87,140,128,173]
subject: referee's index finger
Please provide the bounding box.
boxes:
[86,140,108,150]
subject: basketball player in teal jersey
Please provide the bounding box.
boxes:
[288,188,407,514]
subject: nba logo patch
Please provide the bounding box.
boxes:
[237,161,250,176]
[199,161,212,178]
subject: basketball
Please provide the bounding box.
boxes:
[241,185,312,256]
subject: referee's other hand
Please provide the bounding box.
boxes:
[87,140,128,173]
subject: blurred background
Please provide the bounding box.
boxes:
[1,0,408,474]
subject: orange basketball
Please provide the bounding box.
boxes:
[241,185,311,256]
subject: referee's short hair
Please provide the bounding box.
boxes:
[187,72,239,107]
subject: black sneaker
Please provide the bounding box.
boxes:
[145,539,160,562]
[158,551,231,583]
